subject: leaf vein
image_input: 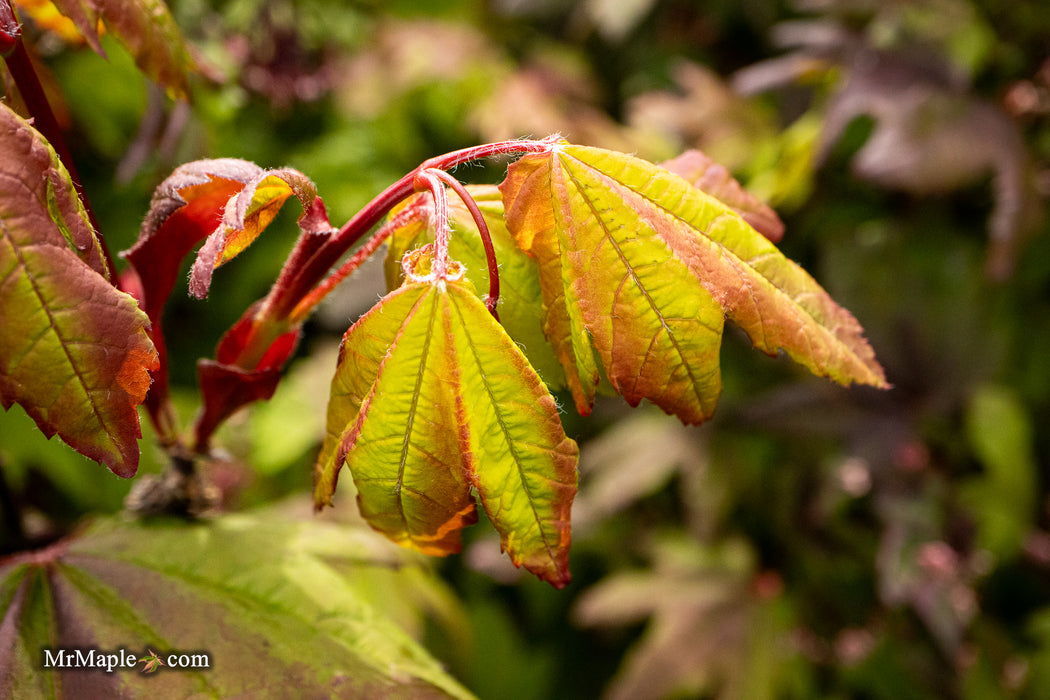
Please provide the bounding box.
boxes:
[0,218,119,453]
[559,157,711,410]
[448,293,561,564]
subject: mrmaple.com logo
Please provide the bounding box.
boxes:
[42,647,210,674]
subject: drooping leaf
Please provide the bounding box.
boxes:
[46,0,196,98]
[501,143,887,424]
[499,152,602,415]
[124,159,258,329]
[0,510,475,699]
[444,281,577,587]
[125,159,319,324]
[316,282,479,556]
[317,277,578,586]
[0,103,157,477]
[384,185,565,387]
[122,159,256,430]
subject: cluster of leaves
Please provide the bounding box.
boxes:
[6,0,1049,698]
[1,93,886,583]
[0,23,887,700]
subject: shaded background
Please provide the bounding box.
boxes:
[3,0,1050,697]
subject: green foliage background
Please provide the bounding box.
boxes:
[3,0,1050,697]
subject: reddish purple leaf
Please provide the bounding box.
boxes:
[122,159,256,428]
[122,159,317,438]
[124,159,260,325]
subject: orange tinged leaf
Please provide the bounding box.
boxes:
[124,158,262,325]
[188,169,319,299]
[317,273,578,585]
[501,143,887,424]
[316,282,478,555]
[0,104,157,476]
[123,159,320,440]
[500,151,601,415]
[444,282,577,586]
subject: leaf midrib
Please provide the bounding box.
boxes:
[447,288,559,566]
[557,152,715,415]
[0,218,118,457]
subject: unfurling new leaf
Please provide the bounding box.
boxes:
[316,276,578,588]
[123,158,322,447]
[0,103,157,477]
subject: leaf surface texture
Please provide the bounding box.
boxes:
[501,144,887,423]
[0,104,156,476]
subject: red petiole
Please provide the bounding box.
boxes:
[247,137,557,356]
[270,137,556,318]
[427,169,501,319]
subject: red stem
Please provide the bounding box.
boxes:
[289,206,418,323]
[264,137,557,321]
[430,169,501,318]
[414,170,452,280]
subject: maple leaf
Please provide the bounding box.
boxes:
[500,142,887,424]
[0,513,474,698]
[125,159,320,326]
[187,167,323,299]
[0,103,157,477]
[315,274,578,587]
[138,649,165,674]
